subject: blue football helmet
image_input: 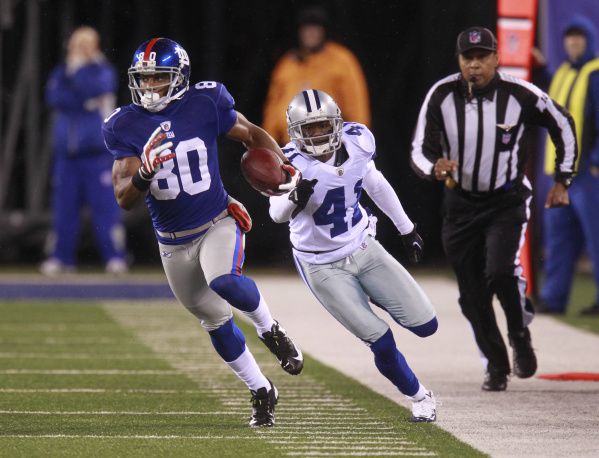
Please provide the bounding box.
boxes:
[128,37,191,112]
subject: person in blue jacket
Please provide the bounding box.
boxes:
[540,16,599,315]
[41,26,127,275]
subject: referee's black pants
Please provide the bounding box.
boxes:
[441,185,535,375]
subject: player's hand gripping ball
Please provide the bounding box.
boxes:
[241,148,296,196]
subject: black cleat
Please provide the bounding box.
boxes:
[260,321,304,375]
[509,328,537,378]
[482,368,509,391]
[249,380,278,427]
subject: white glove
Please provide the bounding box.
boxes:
[278,163,301,192]
[140,126,174,178]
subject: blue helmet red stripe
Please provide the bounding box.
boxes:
[143,37,160,61]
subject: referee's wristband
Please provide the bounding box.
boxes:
[131,168,152,192]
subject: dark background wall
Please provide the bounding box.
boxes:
[0,0,496,268]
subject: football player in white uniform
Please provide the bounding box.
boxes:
[269,90,439,422]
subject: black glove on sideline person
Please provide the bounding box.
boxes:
[400,226,424,264]
[289,178,318,212]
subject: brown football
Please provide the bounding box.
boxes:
[240,148,287,196]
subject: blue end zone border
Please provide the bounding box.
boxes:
[0,281,175,300]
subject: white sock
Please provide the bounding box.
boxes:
[406,383,427,402]
[243,295,275,336]
[226,346,270,392]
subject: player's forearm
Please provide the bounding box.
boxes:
[112,158,146,210]
[114,177,145,210]
[246,124,287,163]
[363,168,414,235]
[269,194,295,223]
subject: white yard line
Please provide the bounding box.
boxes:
[0,410,239,415]
[0,388,202,393]
[0,369,179,375]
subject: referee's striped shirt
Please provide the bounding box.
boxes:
[410,71,577,192]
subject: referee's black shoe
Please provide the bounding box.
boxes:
[249,380,278,427]
[509,328,537,378]
[482,367,508,391]
[260,321,304,375]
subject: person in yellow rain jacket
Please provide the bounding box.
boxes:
[540,16,599,316]
[262,6,370,145]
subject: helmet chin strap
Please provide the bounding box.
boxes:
[141,91,169,112]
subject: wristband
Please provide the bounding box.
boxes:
[131,168,152,192]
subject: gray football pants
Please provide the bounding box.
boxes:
[293,237,436,343]
[158,216,243,331]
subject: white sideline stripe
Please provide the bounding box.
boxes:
[0,410,238,416]
[285,453,436,457]
[267,440,415,445]
[255,426,395,432]
[0,369,180,375]
[278,421,388,426]
[0,389,203,394]
[0,434,250,440]
[280,446,429,451]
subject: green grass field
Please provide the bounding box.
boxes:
[0,300,484,457]
[551,274,599,335]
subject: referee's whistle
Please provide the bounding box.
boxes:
[445,177,457,189]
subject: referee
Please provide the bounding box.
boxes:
[411,26,577,391]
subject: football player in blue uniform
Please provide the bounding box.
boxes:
[102,38,303,427]
[269,90,439,422]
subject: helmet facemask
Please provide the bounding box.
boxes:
[286,90,343,157]
[289,118,343,156]
[128,67,186,112]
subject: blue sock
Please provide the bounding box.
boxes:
[370,329,419,396]
[407,317,438,337]
[209,274,260,313]
[208,318,246,362]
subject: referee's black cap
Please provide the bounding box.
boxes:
[456,27,497,55]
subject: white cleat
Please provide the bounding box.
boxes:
[410,390,437,423]
[39,258,76,277]
[105,258,129,276]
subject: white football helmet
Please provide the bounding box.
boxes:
[286,90,343,156]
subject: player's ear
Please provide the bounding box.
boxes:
[493,52,500,68]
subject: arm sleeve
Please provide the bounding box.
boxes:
[216,84,238,135]
[528,86,577,179]
[362,161,414,235]
[587,71,599,167]
[410,86,445,180]
[268,193,296,223]
[102,115,138,160]
[336,48,371,127]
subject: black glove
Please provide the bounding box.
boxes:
[400,226,424,264]
[289,178,318,212]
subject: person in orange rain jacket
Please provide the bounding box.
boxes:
[262,6,370,145]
